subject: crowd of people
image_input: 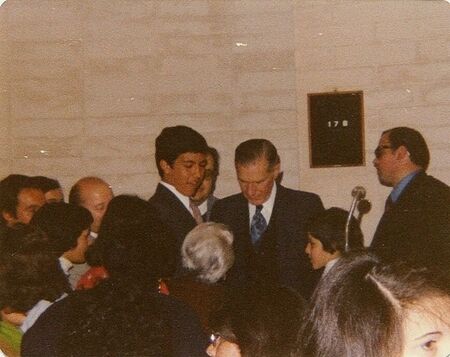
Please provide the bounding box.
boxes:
[0,125,448,356]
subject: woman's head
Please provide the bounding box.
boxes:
[208,284,305,357]
[0,224,69,313]
[298,253,450,357]
[93,195,176,282]
[182,222,234,283]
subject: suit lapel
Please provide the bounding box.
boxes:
[155,184,196,225]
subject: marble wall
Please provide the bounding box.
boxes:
[294,0,450,239]
[1,0,449,242]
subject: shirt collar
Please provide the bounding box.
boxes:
[20,300,53,333]
[323,257,340,276]
[59,256,73,276]
[20,293,67,333]
[160,181,191,212]
[248,183,277,224]
[391,170,420,203]
[196,200,208,216]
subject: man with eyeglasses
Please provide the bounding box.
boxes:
[370,127,450,271]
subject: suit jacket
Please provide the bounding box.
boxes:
[203,195,218,222]
[371,171,450,271]
[210,184,324,298]
[149,183,197,275]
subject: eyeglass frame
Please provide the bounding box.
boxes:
[374,145,395,159]
[209,333,222,347]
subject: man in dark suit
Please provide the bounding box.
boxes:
[370,127,450,271]
[211,139,324,298]
[148,125,209,274]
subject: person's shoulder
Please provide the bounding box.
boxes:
[21,295,74,356]
[148,183,166,202]
[422,173,449,189]
[413,172,449,196]
[213,192,245,208]
[278,185,322,201]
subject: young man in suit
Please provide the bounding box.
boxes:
[148,125,209,274]
[211,139,324,298]
[370,127,450,271]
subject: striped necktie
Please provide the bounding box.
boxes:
[251,205,267,245]
[190,200,203,225]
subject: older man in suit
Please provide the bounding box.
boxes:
[148,125,209,275]
[370,127,450,271]
[211,139,324,298]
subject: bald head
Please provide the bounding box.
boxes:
[69,177,113,233]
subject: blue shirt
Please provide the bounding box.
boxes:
[390,170,421,203]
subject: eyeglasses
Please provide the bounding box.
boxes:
[374,145,393,159]
[209,333,222,347]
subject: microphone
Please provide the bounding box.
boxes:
[351,186,366,200]
[357,199,372,222]
[345,186,367,252]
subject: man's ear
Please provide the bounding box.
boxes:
[159,160,172,176]
[272,162,281,178]
[395,145,410,162]
[2,210,15,225]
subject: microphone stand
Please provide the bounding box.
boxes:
[345,187,366,252]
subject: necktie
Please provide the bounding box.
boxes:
[251,205,267,245]
[190,201,203,225]
[384,195,394,212]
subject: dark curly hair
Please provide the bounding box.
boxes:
[0,224,69,312]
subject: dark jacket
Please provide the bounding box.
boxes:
[149,183,197,275]
[211,184,324,298]
[371,171,450,272]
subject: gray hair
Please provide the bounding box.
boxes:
[181,222,234,284]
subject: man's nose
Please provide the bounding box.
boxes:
[246,183,257,197]
[193,165,203,179]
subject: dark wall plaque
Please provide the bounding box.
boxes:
[308,91,365,168]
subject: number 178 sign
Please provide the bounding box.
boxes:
[308,91,365,168]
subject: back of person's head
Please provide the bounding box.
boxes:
[94,195,176,282]
[307,207,364,254]
[182,222,234,284]
[30,202,93,256]
[30,176,64,203]
[234,139,280,169]
[209,284,305,357]
[207,146,220,178]
[29,176,62,193]
[0,174,31,224]
[155,125,208,177]
[297,253,450,357]
[57,278,171,357]
[0,224,69,313]
[383,127,430,170]
[55,196,176,356]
